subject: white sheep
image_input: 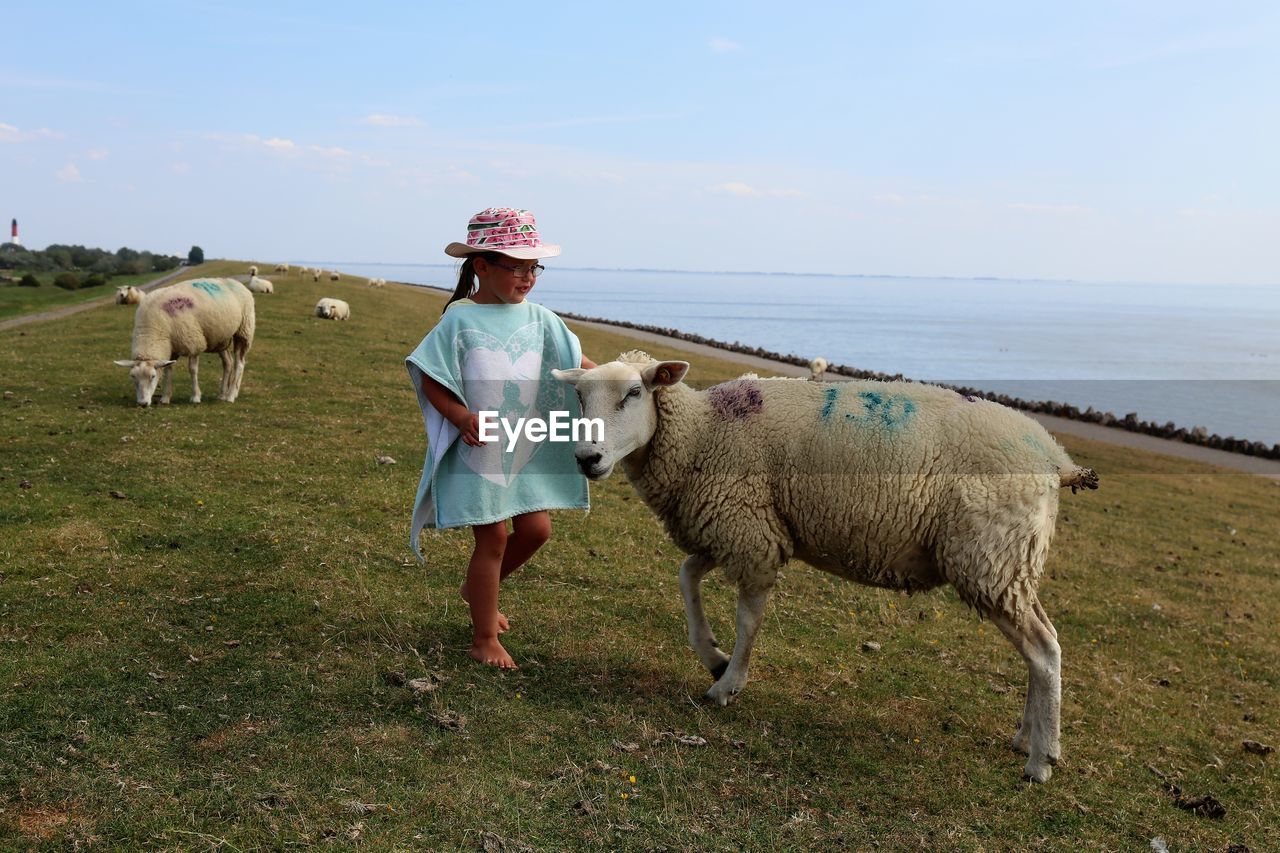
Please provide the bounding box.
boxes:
[114,278,255,406]
[248,265,258,276]
[329,270,341,281]
[115,286,144,305]
[314,297,350,320]
[273,263,290,274]
[312,270,321,282]
[808,356,828,380]
[554,351,1098,783]
[246,275,274,294]
[367,277,385,288]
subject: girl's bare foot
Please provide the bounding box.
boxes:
[461,583,509,633]
[469,637,517,669]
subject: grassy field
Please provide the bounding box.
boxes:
[1,262,1276,849]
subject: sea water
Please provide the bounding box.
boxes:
[327,262,1280,445]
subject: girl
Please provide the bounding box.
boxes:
[406,208,596,669]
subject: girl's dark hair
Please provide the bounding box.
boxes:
[443,253,499,315]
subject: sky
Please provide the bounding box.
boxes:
[2,1,1278,284]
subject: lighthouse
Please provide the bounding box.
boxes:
[9,219,17,246]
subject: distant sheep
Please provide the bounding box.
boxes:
[314,297,350,320]
[808,356,828,380]
[246,275,274,294]
[273,263,290,274]
[329,270,341,281]
[555,351,1099,783]
[115,286,144,305]
[367,277,386,288]
[312,270,321,282]
[114,278,255,406]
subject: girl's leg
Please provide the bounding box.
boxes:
[465,520,516,668]
[500,511,552,581]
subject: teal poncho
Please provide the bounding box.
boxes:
[405,299,589,559]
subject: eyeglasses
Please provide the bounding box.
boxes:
[485,258,545,279]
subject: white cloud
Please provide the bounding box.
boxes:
[262,136,297,151]
[0,122,63,143]
[709,37,743,54]
[359,113,424,128]
[170,162,191,175]
[87,148,109,160]
[56,163,82,183]
[1008,202,1094,216]
[714,181,804,199]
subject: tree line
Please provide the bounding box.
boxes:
[0,242,198,290]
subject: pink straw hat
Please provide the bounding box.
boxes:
[445,207,562,260]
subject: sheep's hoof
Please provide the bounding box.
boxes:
[1022,762,1052,784]
[703,681,740,707]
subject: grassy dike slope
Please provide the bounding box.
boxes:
[1,262,1277,849]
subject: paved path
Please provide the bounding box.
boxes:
[571,317,1280,480]
[0,267,189,332]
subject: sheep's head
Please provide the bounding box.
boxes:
[113,358,177,406]
[552,353,689,480]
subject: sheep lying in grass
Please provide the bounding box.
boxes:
[273,263,290,273]
[246,275,274,294]
[367,277,385,288]
[554,351,1098,783]
[248,265,258,276]
[314,297,349,320]
[115,286,144,305]
[808,356,828,380]
[114,278,255,406]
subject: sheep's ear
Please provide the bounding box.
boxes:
[157,359,177,368]
[642,361,689,388]
[113,359,136,368]
[551,368,586,385]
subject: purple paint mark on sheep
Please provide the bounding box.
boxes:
[161,296,195,316]
[709,381,764,421]
[964,395,979,402]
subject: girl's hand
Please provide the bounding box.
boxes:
[455,412,485,446]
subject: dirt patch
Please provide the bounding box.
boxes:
[11,804,71,839]
[193,718,275,752]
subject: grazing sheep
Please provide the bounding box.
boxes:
[273,263,290,274]
[367,277,385,288]
[554,351,1099,783]
[314,297,350,320]
[808,356,828,380]
[246,275,274,294]
[113,278,255,406]
[329,270,341,281]
[311,270,321,282]
[115,286,144,305]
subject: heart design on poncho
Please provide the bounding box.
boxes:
[454,323,545,487]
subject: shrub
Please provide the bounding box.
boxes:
[19,273,40,287]
[82,273,107,288]
[188,245,204,265]
[53,272,81,290]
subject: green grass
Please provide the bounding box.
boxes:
[0,269,192,321]
[1,262,1277,849]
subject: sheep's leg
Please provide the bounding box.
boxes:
[992,602,1062,783]
[679,555,730,678]
[704,583,772,707]
[217,350,233,401]
[188,355,201,403]
[159,363,173,404]
[226,337,249,402]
